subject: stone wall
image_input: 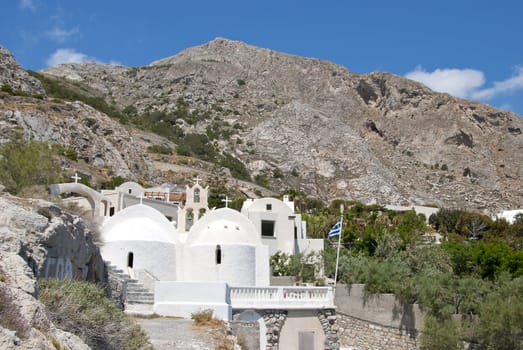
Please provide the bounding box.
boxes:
[335,284,422,350]
[337,312,418,350]
[262,309,287,349]
[318,309,340,350]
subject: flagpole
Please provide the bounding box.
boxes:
[333,204,344,297]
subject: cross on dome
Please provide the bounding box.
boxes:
[71,172,81,184]
[194,176,200,186]
[222,196,232,208]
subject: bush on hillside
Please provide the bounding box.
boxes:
[0,133,62,194]
[39,279,150,350]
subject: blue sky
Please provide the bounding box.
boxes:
[2,0,523,116]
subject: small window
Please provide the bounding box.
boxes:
[266,204,272,211]
[127,252,134,268]
[215,245,222,264]
[128,189,132,194]
[194,188,200,203]
[261,220,275,237]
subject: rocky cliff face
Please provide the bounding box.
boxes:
[3,39,523,212]
[0,93,155,182]
[0,191,104,349]
[0,46,44,96]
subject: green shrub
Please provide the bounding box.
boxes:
[255,174,269,187]
[236,79,246,86]
[0,134,62,194]
[1,84,29,97]
[63,148,78,161]
[147,145,172,155]
[39,279,150,350]
[219,153,251,181]
[100,176,126,190]
[27,71,126,122]
[419,315,462,350]
[191,309,214,325]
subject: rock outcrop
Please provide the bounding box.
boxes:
[0,94,154,182]
[0,46,44,96]
[0,192,104,349]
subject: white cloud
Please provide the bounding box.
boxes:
[45,27,80,43]
[45,48,94,67]
[45,48,120,67]
[406,66,485,99]
[19,0,36,11]
[472,66,523,100]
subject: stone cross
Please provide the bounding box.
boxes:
[194,176,200,185]
[71,173,81,184]
[222,196,232,208]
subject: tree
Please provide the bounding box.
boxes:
[0,134,61,194]
[476,275,523,350]
[419,315,462,350]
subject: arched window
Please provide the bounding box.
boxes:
[215,245,222,265]
[127,252,134,268]
[194,188,201,203]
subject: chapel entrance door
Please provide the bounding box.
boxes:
[298,331,315,350]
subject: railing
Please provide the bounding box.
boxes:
[230,286,334,309]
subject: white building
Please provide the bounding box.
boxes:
[241,195,324,257]
[50,178,337,349]
[496,209,523,224]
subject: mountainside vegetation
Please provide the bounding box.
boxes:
[277,198,523,349]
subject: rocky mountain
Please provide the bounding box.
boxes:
[2,38,523,213]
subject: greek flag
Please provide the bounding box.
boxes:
[327,219,342,238]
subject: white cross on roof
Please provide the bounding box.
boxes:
[222,196,232,208]
[71,172,81,184]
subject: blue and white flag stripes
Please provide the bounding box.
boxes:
[327,219,342,238]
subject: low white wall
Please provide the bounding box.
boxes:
[335,284,423,332]
[154,281,232,321]
[297,238,324,255]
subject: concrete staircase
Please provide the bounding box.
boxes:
[105,262,155,315]
[125,278,155,315]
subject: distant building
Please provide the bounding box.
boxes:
[496,209,523,224]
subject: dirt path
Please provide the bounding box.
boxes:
[134,317,226,350]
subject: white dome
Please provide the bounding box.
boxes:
[103,204,178,243]
[186,208,260,246]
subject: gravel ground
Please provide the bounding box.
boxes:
[134,317,222,350]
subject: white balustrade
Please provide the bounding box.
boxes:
[230,286,334,309]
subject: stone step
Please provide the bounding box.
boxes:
[127,292,154,299]
[127,287,151,294]
[127,299,154,305]
[124,303,154,316]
